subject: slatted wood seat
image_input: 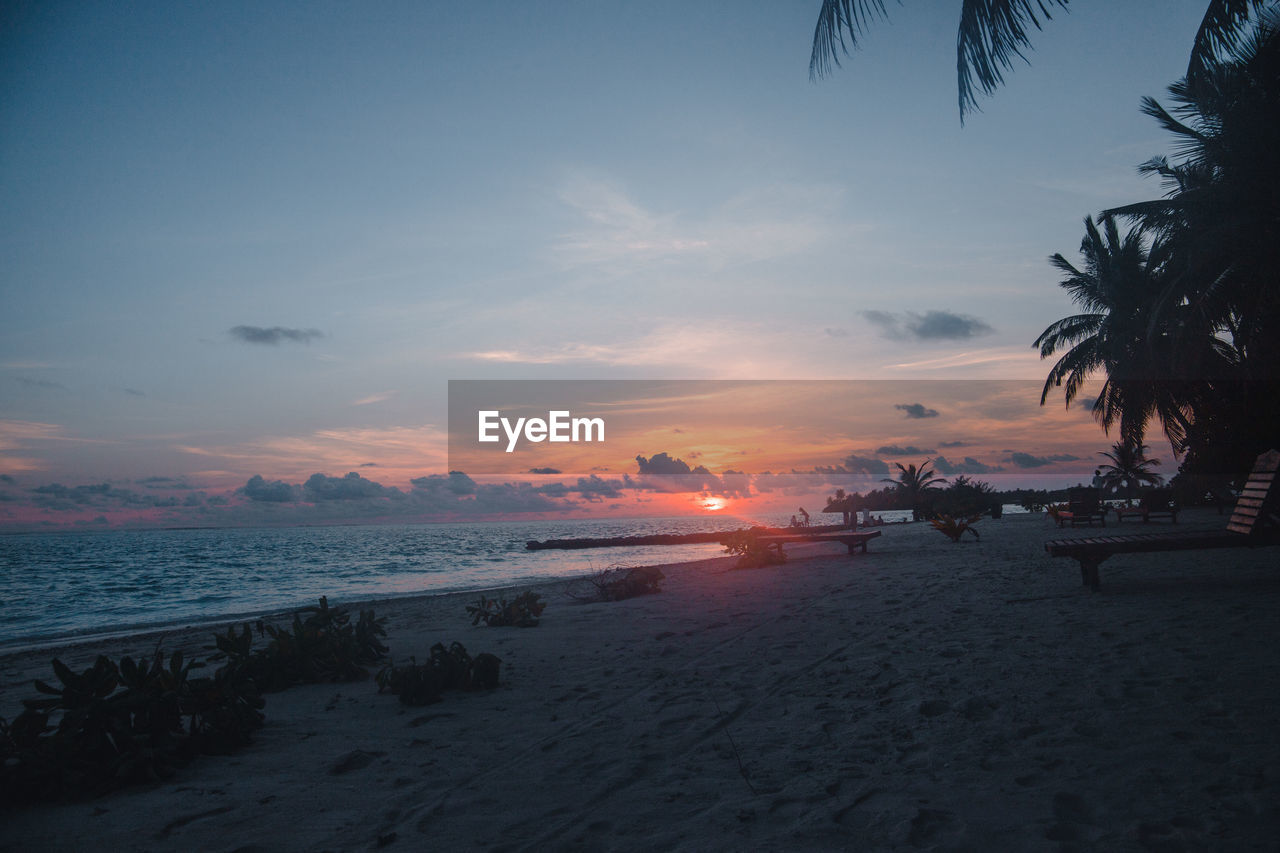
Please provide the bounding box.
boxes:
[1046,449,1280,589]
[754,530,882,556]
[1113,487,1179,524]
[1055,487,1108,527]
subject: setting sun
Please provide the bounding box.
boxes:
[701,497,728,511]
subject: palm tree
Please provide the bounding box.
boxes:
[1107,9,1280,375]
[1033,215,1215,449]
[1105,9,1280,474]
[810,1,1271,121]
[1096,441,1164,498]
[881,459,946,520]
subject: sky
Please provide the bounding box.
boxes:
[0,1,1213,530]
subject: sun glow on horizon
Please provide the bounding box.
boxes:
[701,497,728,512]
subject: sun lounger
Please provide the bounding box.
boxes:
[754,530,882,557]
[1046,449,1280,589]
[1055,486,1108,527]
[1113,487,1178,524]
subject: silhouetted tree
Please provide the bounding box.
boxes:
[1096,441,1164,498]
[1033,215,1214,448]
[881,459,946,520]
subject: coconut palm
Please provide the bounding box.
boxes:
[880,459,946,520]
[1096,441,1164,498]
[1107,8,1280,376]
[1033,215,1218,449]
[1105,9,1280,473]
[810,1,1272,121]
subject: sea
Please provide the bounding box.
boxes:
[0,508,1018,650]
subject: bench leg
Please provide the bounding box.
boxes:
[1076,556,1104,591]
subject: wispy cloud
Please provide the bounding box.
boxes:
[352,391,397,406]
[553,175,853,271]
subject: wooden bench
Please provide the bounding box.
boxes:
[1055,487,1107,527]
[755,530,882,556]
[1113,488,1179,524]
[1047,449,1279,589]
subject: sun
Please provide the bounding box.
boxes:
[701,497,727,511]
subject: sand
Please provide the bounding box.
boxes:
[2,510,1279,851]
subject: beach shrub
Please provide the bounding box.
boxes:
[234,596,389,690]
[566,566,664,602]
[376,642,501,706]
[930,514,981,543]
[467,591,546,627]
[0,647,265,804]
[721,530,785,568]
[0,597,404,806]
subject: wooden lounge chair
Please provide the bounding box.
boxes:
[1055,487,1108,528]
[1113,487,1178,524]
[1046,449,1280,589]
[754,530,882,557]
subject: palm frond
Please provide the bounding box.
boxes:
[1187,0,1268,79]
[809,0,893,79]
[956,0,1071,122]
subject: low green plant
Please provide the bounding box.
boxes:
[376,642,501,706]
[222,596,389,690]
[1,596,388,805]
[721,530,785,568]
[0,645,265,804]
[567,566,664,602]
[930,514,982,543]
[466,591,546,627]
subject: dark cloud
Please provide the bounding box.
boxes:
[528,467,562,475]
[634,453,722,493]
[719,469,752,498]
[842,455,890,478]
[932,455,1003,476]
[122,388,146,397]
[939,440,971,448]
[411,471,478,496]
[241,475,300,502]
[823,327,848,337]
[137,476,197,490]
[1009,452,1080,469]
[875,445,935,456]
[228,325,324,346]
[895,403,939,419]
[304,472,401,501]
[359,462,379,468]
[862,310,994,341]
[571,475,625,499]
[0,474,14,483]
[30,482,183,511]
[410,473,561,514]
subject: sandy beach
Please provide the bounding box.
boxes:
[3,510,1279,851]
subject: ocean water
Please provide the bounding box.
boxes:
[0,513,849,648]
[0,507,1019,649]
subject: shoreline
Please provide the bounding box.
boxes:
[4,511,1278,850]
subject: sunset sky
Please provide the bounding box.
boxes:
[0,2,1205,529]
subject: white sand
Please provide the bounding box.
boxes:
[3,510,1278,851]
